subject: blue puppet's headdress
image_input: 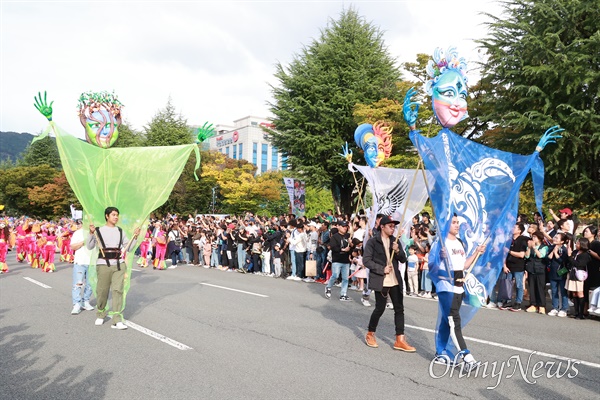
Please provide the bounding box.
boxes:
[425,46,468,96]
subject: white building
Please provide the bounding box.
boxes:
[206,116,287,173]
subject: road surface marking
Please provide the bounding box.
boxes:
[23,277,52,289]
[125,320,193,350]
[200,282,269,298]
[405,324,600,369]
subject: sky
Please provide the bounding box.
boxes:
[1,0,502,138]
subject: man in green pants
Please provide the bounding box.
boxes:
[87,207,140,330]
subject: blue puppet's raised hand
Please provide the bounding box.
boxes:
[34,91,54,121]
[403,87,420,131]
[339,142,353,163]
[535,125,564,152]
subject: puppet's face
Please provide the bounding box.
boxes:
[84,109,119,148]
[432,70,468,128]
[363,133,384,168]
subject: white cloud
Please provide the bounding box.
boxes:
[1,0,501,138]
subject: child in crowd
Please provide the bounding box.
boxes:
[406,245,419,296]
[351,246,367,292]
[419,243,433,298]
[272,242,282,277]
[202,233,212,268]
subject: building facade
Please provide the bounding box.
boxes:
[205,116,287,173]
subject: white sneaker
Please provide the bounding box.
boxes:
[71,304,82,315]
[486,302,498,309]
[423,293,432,299]
[593,309,600,315]
[547,309,559,316]
[95,318,105,326]
[111,322,128,330]
[82,301,95,311]
[557,310,567,317]
[286,275,296,280]
[349,285,358,291]
[361,298,371,307]
[385,303,394,309]
[334,282,341,287]
[568,299,574,307]
[587,306,597,313]
[293,276,302,281]
[168,264,178,269]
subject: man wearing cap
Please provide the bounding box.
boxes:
[363,216,415,352]
[325,220,353,301]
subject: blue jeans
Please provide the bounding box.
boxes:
[210,249,219,267]
[72,263,92,305]
[327,262,350,296]
[316,249,327,279]
[420,270,432,292]
[507,271,524,304]
[290,250,297,277]
[551,279,569,311]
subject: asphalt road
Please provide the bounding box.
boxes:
[1,255,599,400]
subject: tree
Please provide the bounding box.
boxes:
[477,0,600,212]
[112,120,145,148]
[144,98,194,146]
[27,172,78,219]
[268,8,402,214]
[255,170,290,216]
[19,134,61,169]
[0,165,59,215]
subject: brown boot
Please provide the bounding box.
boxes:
[365,331,378,348]
[393,335,416,352]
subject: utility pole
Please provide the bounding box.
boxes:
[211,187,217,214]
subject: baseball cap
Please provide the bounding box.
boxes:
[338,220,349,227]
[379,216,400,226]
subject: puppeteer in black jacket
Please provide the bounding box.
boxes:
[363,232,407,292]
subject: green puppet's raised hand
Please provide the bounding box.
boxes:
[34,91,54,121]
[196,122,216,143]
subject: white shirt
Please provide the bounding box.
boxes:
[437,237,466,294]
[72,228,93,265]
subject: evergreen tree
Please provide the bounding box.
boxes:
[268,8,401,213]
[144,98,194,146]
[478,0,600,212]
[19,134,61,169]
[112,120,145,148]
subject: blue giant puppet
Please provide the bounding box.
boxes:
[403,47,562,367]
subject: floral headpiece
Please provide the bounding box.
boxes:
[425,47,468,95]
[77,91,123,116]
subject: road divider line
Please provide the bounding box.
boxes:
[125,320,193,350]
[200,282,269,298]
[405,324,600,369]
[23,277,52,289]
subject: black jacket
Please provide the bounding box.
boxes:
[363,233,407,292]
[330,232,351,263]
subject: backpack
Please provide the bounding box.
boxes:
[173,230,182,247]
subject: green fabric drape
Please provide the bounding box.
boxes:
[35,123,200,316]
